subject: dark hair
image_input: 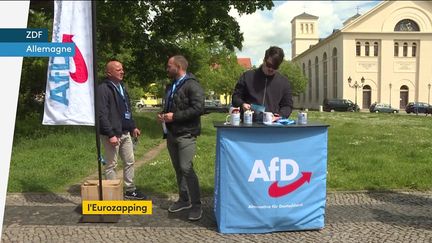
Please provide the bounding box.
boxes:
[264,46,285,69]
[172,55,189,71]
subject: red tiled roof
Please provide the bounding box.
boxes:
[237,58,252,69]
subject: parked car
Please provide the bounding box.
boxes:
[323,98,359,112]
[135,100,145,109]
[204,99,229,113]
[369,102,399,113]
[405,102,432,114]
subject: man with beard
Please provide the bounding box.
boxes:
[157,55,205,221]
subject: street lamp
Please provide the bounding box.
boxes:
[389,83,392,106]
[348,76,365,111]
[428,83,431,104]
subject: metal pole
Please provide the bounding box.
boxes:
[428,84,431,104]
[91,0,103,201]
[355,86,358,108]
[389,83,392,106]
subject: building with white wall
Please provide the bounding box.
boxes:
[291,1,432,110]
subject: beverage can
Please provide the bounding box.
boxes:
[297,112,307,125]
[243,110,253,125]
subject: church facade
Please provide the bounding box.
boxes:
[291,1,432,110]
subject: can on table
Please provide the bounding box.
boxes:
[243,110,253,125]
[297,111,307,125]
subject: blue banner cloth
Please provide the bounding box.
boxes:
[214,126,328,233]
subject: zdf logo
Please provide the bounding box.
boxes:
[248,157,312,198]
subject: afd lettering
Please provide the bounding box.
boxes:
[248,157,312,198]
[47,34,88,106]
[48,54,70,105]
[248,157,299,182]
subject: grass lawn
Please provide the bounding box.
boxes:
[8,110,432,194]
[135,111,432,196]
[8,111,162,192]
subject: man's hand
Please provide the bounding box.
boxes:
[272,113,281,122]
[242,103,251,111]
[132,128,141,137]
[109,136,120,147]
[162,112,174,123]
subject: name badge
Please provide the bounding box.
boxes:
[124,112,131,120]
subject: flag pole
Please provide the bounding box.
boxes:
[91,0,103,201]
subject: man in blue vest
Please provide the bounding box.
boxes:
[97,60,146,200]
[158,55,205,221]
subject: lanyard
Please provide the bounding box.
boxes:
[111,81,129,112]
[165,74,187,111]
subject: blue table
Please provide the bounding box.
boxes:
[213,122,329,233]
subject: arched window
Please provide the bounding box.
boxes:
[412,43,417,57]
[315,56,319,101]
[365,42,370,56]
[356,42,361,56]
[308,60,312,102]
[323,52,328,99]
[403,42,408,57]
[332,48,338,98]
[394,19,420,31]
[394,42,399,57]
[374,42,378,56]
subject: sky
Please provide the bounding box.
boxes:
[230,1,382,66]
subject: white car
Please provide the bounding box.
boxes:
[135,100,145,109]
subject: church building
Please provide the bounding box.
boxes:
[291,1,432,110]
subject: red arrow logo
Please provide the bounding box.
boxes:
[62,34,88,83]
[268,172,312,198]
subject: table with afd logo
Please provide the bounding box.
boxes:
[213,122,329,233]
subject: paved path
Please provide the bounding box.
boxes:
[2,191,432,242]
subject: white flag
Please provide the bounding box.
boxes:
[43,0,94,125]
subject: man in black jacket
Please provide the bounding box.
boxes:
[157,55,205,221]
[97,60,146,200]
[232,46,293,121]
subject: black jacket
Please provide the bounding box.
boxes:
[232,66,293,118]
[164,73,205,136]
[97,79,136,138]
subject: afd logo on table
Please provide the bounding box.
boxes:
[248,157,312,198]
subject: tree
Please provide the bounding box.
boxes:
[96,1,273,86]
[17,5,53,117]
[278,60,308,96]
[18,1,273,117]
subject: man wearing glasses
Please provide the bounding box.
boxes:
[232,46,293,121]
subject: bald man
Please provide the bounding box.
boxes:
[97,60,146,200]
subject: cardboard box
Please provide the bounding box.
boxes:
[81,179,123,201]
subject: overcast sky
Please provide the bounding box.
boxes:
[230,1,382,66]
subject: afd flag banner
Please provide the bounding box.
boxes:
[43,0,94,125]
[214,125,328,233]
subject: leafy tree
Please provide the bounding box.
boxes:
[18,0,273,117]
[17,6,52,117]
[278,60,308,96]
[96,0,273,86]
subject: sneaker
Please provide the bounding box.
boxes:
[168,200,192,213]
[125,190,147,200]
[188,204,202,221]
